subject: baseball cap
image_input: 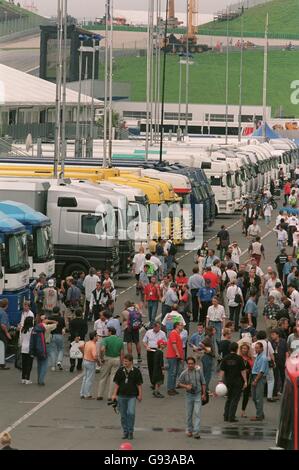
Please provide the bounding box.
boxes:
[157,339,167,347]
[48,279,54,287]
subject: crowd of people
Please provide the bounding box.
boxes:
[2,176,299,443]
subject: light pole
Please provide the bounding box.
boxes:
[108,0,114,166]
[61,0,68,178]
[184,0,189,138]
[75,36,85,158]
[238,12,244,143]
[54,0,63,177]
[225,7,229,145]
[177,58,182,141]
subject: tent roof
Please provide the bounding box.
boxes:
[0,64,103,107]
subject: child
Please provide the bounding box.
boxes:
[239,316,256,341]
[69,336,84,372]
[152,339,167,398]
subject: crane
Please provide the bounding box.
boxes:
[162,0,210,54]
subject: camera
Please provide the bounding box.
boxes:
[107,399,118,413]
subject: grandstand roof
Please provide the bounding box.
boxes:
[0,64,103,107]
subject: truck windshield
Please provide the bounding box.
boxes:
[235,171,242,186]
[128,203,148,224]
[226,173,234,188]
[240,168,247,182]
[35,226,54,261]
[7,232,28,272]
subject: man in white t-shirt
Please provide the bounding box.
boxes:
[246,259,264,278]
[288,286,299,309]
[132,247,145,294]
[18,300,34,329]
[83,268,100,320]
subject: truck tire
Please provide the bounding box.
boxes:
[62,263,88,279]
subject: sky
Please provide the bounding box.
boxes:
[25,0,233,19]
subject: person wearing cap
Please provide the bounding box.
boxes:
[143,322,166,389]
[229,241,241,270]
[152,339,167,398]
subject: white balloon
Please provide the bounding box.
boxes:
[215,383,228,397]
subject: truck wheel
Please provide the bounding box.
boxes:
[62,263,88,279]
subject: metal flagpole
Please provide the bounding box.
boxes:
[159,0,169,164]
[184,1,189,138]
[54,0,62,177]
[145,0,152,161]
[178,58,182,141]
[108,0,113,166]
[225,7,229,145]
[238,11,244,143]
[156,0,161,144]
[149,0,154,146]
[262,13,269,141]
[154,0,159,143]
[61,0,67,178]
[75,38,83,158]
[103,0,109,167]
[90,37,96,140]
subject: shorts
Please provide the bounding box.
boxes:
[123,328,140,344]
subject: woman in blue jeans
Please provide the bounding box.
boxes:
[112,354,143,440]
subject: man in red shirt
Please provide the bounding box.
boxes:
[284,181,291,204]
[144,276,161,327]
[166,322,184,395]
[203,267,219,290]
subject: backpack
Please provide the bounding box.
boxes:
[128,307,142,331]
[169,243,177,256]
[29,325,47,359]
[289,195,297,207]
[145,262,155,275]
[68,285,81,306]
[43,287,58,311]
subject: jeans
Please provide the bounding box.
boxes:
[37,357,48,385]
[229,306,241,331]
[167,357,181,391]
[266,367,275,399]
[147,300,159,326]
[265,215,271,225]
[201,354,214,390]
[252,375,265,418]
[186,393,202,433]
[50,334,64,366]
[208,321,222,344]
[224,381,243,421]
[80,360,96,397]
[117,396,137,434]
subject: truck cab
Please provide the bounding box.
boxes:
[70,180,135,275]
[0,212,30,325]
[0,201,55,280]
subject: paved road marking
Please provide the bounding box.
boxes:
[1,373,83,435]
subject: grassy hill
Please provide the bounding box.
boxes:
[200,0,299,39]
[106,49,299,117]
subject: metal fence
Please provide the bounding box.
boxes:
[199,28,299,40]
[0,15,50,37]
[225,0,274,12]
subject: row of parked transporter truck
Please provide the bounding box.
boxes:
[0,136,297,324]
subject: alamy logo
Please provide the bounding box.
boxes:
[290,81,299,105]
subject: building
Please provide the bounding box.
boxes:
[112,101,272,136]
[0,64,103,142]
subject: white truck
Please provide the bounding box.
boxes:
[0,178,120,279]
